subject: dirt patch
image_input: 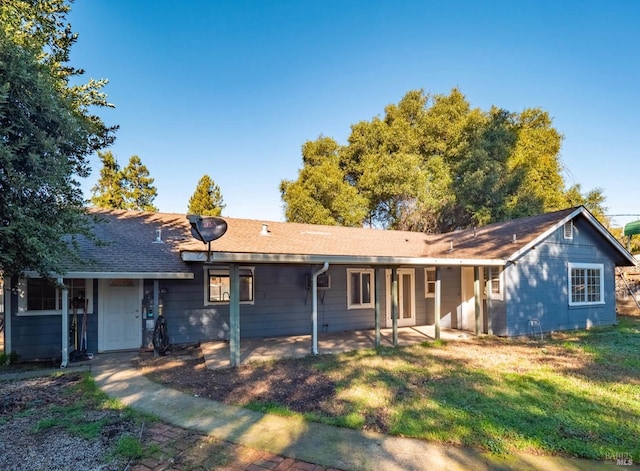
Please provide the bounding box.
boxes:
[0,374,137,471]
[135,345,340,417]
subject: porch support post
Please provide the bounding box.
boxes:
[60,277,69,368]
[487,267,493,335]
[434,267,441,340]
[391,267,398,347]
[4,276,11,356]
[153,279,159,356]
[474,266,481,335]
[229,264,240,367]
[374,268,382,347]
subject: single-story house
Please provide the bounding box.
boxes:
[2,205,636,366]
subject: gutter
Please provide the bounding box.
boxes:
[311,262,329,355]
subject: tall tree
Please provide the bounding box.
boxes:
[281,137,367,226]
[0,1,115,278]
[90,151,125,209]
[282,88,605,232]
[91,154,157,211]
[121,155,157,212]
[187,175,226,216]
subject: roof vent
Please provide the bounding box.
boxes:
[512,233,517,243]
[261,223,270,236]
[153,228,164,244]
[448,241,454,252]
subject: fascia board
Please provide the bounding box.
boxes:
[181,251,506,266]
[22,271,194,280]
[507,207,584,263]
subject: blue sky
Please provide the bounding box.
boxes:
[69,1,640,228]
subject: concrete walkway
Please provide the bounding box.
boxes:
[88,352,629,471]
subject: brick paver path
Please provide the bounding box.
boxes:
[129,422,343,471]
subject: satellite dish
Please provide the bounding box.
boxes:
[187,215,227,243]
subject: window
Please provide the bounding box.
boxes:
[18,278,93,316]
[483,267,504,301]
[425,267,436,298]
[347,269,374,309]
[569,263,604,306]
[205,267,254,305]
[563,221,573,240]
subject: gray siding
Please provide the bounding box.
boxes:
[8,278,99,362]
[505,219,617,336]
[156,264,384,344]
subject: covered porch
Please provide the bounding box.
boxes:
[201,325,468,369]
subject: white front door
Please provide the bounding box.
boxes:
[386,269,416,327]
[99,279,142,351]
[460,267,478,331]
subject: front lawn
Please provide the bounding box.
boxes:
[248,316,640,461]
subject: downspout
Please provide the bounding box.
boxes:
[311,262,329,355]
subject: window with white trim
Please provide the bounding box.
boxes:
[18,278,93,316]
[568,263,604,305]
[483,267,504,301]
[205,267,254,305]
[347,269,374,309]
[563,221,573,240]
[425,267,436,298]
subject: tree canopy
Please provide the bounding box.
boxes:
[0,1,115,277]
[187,175,226,216]
[281,88,607,231]
[91,153,158,212]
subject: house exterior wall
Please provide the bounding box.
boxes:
[156,264,389,345]
[503,219,617,336]
[8,278,99,361]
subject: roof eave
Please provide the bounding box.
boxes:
[180,251,507,266]
[23,271,194,280]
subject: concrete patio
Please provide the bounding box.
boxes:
[202,325,470,369]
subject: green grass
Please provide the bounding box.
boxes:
[263,316,640,461]
[30,373,153,461]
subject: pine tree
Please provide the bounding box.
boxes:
[122,155,158,212]
[187,175,225,216]
[90,151,125,209]
[91,154,158,211]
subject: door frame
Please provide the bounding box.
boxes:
[385,268,416,327]
[98,279,143,352]
[460,267,483,332]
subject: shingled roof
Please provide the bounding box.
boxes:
[64,206,633,274]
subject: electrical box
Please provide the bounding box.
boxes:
[305,274,331,290]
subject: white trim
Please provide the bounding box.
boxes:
[182,251,507,266]
[568,262,605,306]
[17,277,94,316]
[509,207,636,266]
[98,278,143,352]
[425,267,436,298]
[386,268,416,326]
[347,268,375,310]
[203,266,255,306]
[563,221,574,240]
[23,271,194,280]
[482,267,504,301]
